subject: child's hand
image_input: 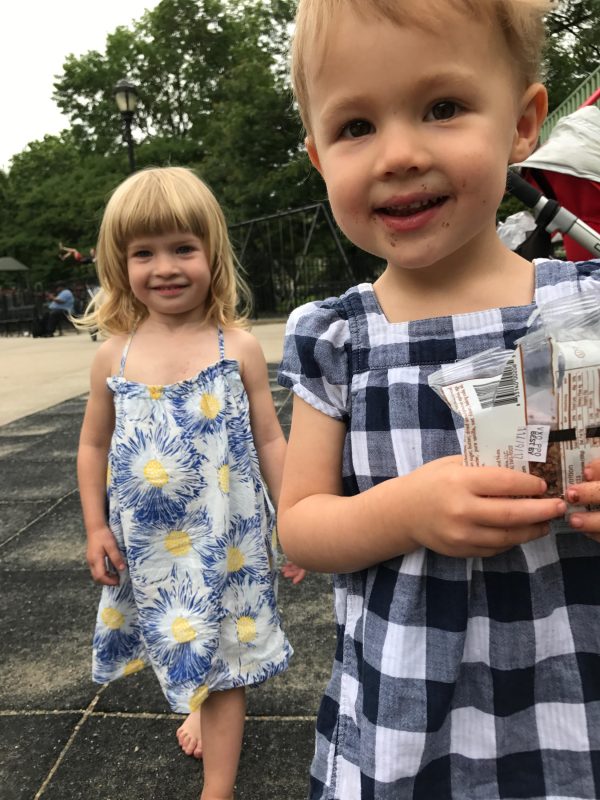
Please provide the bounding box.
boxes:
[86,525,125,586]
[402,456,566,558]
[566,459,600,541]
[280,561,307,584]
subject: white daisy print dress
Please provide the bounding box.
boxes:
[92,328,292,713]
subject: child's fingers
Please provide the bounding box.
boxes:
[469,467,547,498]
[584,459,600,482]
[473,496,566,528]
[105,542,126,573]
[474,521,551,555]
[87,540,124,585]
[280,562,307,583]
[434,520,551,559]
[569,510,600,535]
[88,554,119,586]
[567,482,600,506]
[291,568,307,584]
[97,571,120,586]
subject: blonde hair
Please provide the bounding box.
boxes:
[291,0,553,132]
[77,167,251,335]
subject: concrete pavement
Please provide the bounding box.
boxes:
[0,326,336,799]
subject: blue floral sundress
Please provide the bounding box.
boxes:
[92,328,292,713]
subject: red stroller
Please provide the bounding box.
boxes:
[507,102,600,260]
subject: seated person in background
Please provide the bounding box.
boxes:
[44,283,75,336]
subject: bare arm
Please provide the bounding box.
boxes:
[239,332,287,505]
[239,331,306,583]
[278,396,568,573]
[77,340,124,584]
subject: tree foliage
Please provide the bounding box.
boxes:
[544,0,600,110]
[0,0,597,290]
[0,0,308,287]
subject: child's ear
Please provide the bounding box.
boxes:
[305,135,323,174]
[510,83,548,163]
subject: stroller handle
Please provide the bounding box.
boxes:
[506,170,543,208]
[506,169,600,258]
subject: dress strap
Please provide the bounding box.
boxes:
[119,332,135,377]
[217,327,225,360]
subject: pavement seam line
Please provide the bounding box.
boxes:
[0,710,83,717]
[88,711,317,722]
[0,708,317,721]
[0,489,78,551]
[33,686,107,800]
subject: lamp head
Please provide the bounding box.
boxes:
[114,79,139,114]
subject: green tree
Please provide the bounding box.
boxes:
[545,0,600,110]
[52,0,294,158]
[0,135,124,286]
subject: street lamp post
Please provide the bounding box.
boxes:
[114,79,139,173]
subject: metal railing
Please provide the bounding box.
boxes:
[540,65,600,143]
[229,203,365,315]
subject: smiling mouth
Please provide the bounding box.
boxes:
[378,196,448,217]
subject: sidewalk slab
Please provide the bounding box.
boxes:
[0,569,99,712]
[0,501,48,545]
[0,715,78,800]
[37,716,315,800]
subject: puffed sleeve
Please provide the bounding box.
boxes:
[278,298,351,421]
[534,258,600,307]
[574,259,600,289]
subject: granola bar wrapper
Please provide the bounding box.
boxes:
[428,288,600,503]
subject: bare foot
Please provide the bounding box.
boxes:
[176,710,202,759]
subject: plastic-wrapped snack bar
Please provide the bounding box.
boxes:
[428,288,600,500]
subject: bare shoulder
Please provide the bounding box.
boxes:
[93,334,129,376]
[223,327,265,363]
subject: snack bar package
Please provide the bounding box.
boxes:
[428,288,600,501]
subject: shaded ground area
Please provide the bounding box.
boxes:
[0,366,335,799]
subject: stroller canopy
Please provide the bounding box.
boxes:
[516,105,600,182]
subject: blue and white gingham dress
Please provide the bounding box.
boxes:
[92,328,292,713]
[279,259,600,800]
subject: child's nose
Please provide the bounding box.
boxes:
[154,252,179,274]
[374,123,432,177]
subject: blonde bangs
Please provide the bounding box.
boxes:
[105,169,211,256]
[292,0,552,131]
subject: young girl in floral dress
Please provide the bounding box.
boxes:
[77,166,303,800]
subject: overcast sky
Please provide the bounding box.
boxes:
[0,0,160,172]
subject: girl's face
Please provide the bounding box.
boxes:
[303,7,544,278]
[126,231,211,321]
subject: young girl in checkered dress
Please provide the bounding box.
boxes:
[278,1,600,797]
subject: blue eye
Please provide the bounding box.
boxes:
[176,245,195,254]
[341,120,373,139]
[427,101,460,121]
